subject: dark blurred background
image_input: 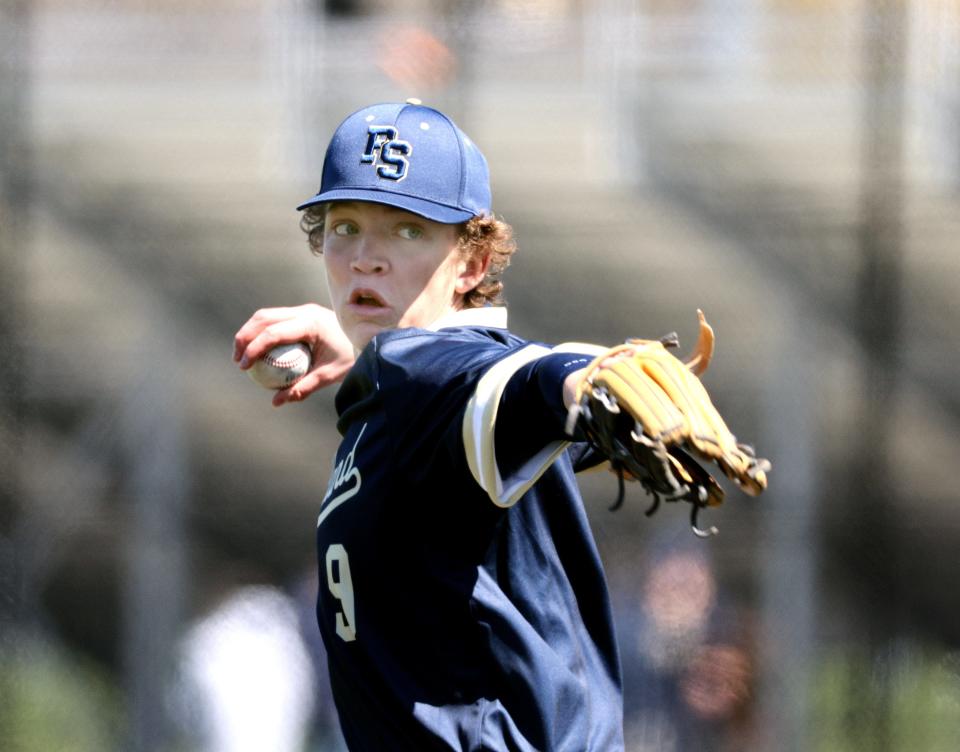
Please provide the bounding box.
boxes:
[2,0,959,750]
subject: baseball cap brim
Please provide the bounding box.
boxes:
[296,188,476,224]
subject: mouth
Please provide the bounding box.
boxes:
[348,288,388,309]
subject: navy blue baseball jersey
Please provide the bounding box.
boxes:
[315,307,625,751]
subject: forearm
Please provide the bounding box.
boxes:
[494,352,594,458]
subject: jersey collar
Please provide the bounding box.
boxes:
[427,306,508,331]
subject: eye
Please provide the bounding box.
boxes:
[397,224,424,240]
[331,221,358,237]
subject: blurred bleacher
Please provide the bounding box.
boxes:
[4,0,960,748]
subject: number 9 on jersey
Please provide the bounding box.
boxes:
[325,544,357,642]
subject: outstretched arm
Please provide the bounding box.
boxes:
[465,311,769,534]
[233,304,356,407]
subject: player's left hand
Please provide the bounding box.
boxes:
[567,310,770,535]
[233,303,356,406]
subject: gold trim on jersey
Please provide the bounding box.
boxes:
[462,342,607,508]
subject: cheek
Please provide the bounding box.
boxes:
[423,260,461,301]
[323,255,349,291]
[405,254,450,291]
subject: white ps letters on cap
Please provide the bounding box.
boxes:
[361,125,412,181]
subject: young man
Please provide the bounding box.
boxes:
[233,100,763,750]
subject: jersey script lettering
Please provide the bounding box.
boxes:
[317,423,367,527]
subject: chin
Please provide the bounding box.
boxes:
[349,322,389,351]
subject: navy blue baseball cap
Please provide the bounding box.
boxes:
[296,100,492,224]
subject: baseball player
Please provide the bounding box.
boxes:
[233,100,769,751]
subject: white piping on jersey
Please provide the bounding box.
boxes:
[427,306,508,331]
[462,342,607,508]
[318,423,367,527]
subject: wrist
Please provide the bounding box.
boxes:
[562,369,585,411]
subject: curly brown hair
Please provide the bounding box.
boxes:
[300,204,516,308]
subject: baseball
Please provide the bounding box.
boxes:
[248,342,312,390]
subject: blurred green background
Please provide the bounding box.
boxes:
[2,0,959,750]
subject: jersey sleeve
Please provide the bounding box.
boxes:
[461,343,606,508]
[365,327,525,476]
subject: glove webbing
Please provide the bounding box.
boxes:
[577,391,720,538]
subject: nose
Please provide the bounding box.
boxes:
[350,237,389,275]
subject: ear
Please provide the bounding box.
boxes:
[455,251,491,295]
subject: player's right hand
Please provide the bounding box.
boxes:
[233,304,356,407]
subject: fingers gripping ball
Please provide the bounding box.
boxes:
[248,343,312,390]
[569,311,771,536]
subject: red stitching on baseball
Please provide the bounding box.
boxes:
[255,345,310,387]
[263,353,309,368]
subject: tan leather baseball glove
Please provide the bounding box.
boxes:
[566,310,770,536]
